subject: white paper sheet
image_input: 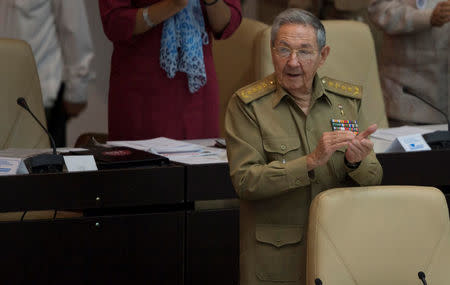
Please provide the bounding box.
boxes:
[371,126,432,142]
[108,137,227,164]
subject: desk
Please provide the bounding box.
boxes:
[0,147,448,285]
[0,165,185,285]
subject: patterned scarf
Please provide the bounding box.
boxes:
[160,0,209,93]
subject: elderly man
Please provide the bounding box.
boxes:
[225,9,383,285]
[368,0,450,126]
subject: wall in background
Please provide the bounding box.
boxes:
[66,0,111,146]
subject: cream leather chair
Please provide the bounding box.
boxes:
[0,39,52,221]
[212,18,269,137]
[307,186,450,285]
[253,20,388,129]
[0,38,50,149]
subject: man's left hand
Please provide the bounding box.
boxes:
[64,101,87,118]
[345,124,377,164]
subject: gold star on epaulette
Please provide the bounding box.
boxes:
[236,75,277,104]
[321,76,362,99]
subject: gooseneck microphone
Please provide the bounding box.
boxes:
[17,97,57,155]
[315,278,323,285]
[418,271,428,285]
[403,87,450,149]
[16,97,63,173]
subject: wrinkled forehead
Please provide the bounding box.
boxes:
[275,24,318,48]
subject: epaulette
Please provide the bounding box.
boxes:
[321,76,362,100]
[236,75,277,104]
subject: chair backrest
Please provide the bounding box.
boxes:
[212,18,269,137]
[307,185,450,285]
[254,20,388,129]
[0,38,50,149]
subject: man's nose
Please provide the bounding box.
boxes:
[287,53,301,67]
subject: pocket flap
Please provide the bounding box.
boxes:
[256,224,303,248]
[263,137,300,154]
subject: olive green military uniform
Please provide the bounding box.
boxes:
[225,73,382,285]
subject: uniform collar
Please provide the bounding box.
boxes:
[272,74,333,108]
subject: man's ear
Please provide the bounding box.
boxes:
[318,45,330,68]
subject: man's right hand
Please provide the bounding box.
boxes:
[431,0,450,27]
[306,131,355,171]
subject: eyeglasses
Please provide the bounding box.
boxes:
[272,46,317,61]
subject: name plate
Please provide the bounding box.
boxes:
[0,157,29,175]
[386,134,431,153]
[63,155,98,172]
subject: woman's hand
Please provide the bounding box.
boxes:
[170,0,189,10]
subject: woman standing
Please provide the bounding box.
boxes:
[99,0,241,140]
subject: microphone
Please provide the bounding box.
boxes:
[418,271,428,285]
[17,97,63,173]
[315,278,323,285]
[402,87,450,150]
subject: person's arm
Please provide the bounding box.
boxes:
[368,0,434,35]
[204,0,241,39]
[134,0,188,35]
[53,0,95,117]
[98,0,187,42]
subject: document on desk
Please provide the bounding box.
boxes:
[371,126,431,142]
[0,157,28,175]
[108,137,228,164]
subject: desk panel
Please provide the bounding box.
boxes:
[185,164,236,201]
[0,212,185,285]
[377,150,450,186]
[186,208,239,285]
[0,165,184,212]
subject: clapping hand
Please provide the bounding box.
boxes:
[345,124,378,164]
[307,130,355,170]
[431,0,450,27]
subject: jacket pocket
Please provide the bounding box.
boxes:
[255,224,304,282]
[263,137,301,162]
[330,148,346,181]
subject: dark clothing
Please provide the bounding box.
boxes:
[45,83,67,147]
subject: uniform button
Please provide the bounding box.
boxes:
[295,178,301,185]
[280,144,286,150]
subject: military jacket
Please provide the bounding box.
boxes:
[225,73,383,285]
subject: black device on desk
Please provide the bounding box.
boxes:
[403,87,450,150]
[69,145,169,170]
[16,97,64,173]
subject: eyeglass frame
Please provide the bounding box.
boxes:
[271,45,319,62]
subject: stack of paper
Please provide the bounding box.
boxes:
[371,126,431,142]
[108,137,227,165]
